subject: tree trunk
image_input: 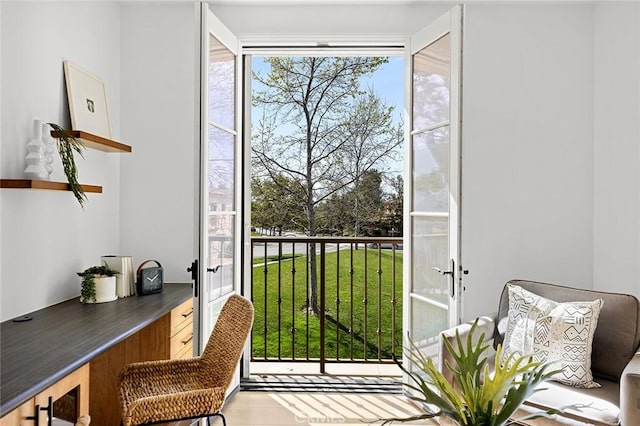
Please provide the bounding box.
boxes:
[307,172,320,315]
[305,101,320,315]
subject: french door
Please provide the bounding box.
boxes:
[196,2,462,385]
[196,4,243,390]
[404,5,463,367]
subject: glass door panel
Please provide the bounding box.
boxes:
[208,35,236,129]
[412,35,451,129]
[411,215,449,299]
[410,295,449,346]
[405,5,462,371]
[208,125,235,207]
[203,31,237,342]
[411,128,450,212]
[199,4,241,379]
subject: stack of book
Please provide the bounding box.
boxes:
[101,255,135,297]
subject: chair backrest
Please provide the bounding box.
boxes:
[199,294,254,390]
[495,279,640,382]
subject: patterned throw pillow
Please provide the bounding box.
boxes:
[501,284,604,388]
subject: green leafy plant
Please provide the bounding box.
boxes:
[382,319,566,426]
[78,264,119,303]
[47,123,86,208]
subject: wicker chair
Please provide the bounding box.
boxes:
[118,294,254,426]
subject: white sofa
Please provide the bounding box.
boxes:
[439,280,640,425]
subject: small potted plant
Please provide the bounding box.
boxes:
[78,263,119,303]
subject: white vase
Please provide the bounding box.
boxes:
[42,122,55,179]
[23,119,48,180]
[90,276,117,303]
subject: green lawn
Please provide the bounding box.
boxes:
[251,248,403,361]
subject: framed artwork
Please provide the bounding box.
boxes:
[63,61,112,138]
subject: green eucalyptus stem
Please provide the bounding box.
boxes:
[47,122,87,207]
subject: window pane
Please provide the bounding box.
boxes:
[410,297,447,368]
[207,214,235,301]
[209,35,235,129]
[412,126,449,212]
[411,215,448,303]
[412,34,450,130]
[204,298,223,343]
[208,124,234,210]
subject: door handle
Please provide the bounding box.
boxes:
[433,259,456,298]
[187,259,198,280]
[432,266,453,275]
[187,259,199,297]
[207,265,221,273]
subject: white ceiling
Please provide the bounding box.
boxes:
[209,0,596,4]
[209,0,429,4]
[104,0,598,5]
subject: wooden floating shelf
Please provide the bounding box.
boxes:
[0,179,102,193]
[2,130,126,199]
[50,130,132,153]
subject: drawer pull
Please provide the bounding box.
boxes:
[26,405,40,426]
[182,334,193,345]
[42,396,53,426]
[28,397,52,426]
[181,309,193,318]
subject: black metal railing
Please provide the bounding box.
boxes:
[250,236,403,373]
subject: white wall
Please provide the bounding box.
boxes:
[119,3,198,284]
[461,4,595,320]
[0,1,121,321]
[593,2,640,297]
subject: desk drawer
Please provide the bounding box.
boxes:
[175,339,194,359]
[170,320,194,358]
[170,298,193,337]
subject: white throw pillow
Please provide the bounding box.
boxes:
[501,284,603,388]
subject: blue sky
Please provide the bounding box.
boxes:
[359,56,405,123]
[251,55,405,125]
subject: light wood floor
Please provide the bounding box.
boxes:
[210,391,440,426]
[208,391,591,426]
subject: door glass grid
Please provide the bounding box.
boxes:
[205,32,237,337]
[409,28,453,362]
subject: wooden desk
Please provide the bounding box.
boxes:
[1,283,193,424]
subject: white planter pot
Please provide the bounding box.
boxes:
[84,276,117,303]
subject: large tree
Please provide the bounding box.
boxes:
[383,174,404,236]
[340,89,403,237]
[252,56,402,313]
[346,169,384,237]
[316,193,351,236]
[251,175,306,235]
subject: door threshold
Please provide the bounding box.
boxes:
[249,361,401,377]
